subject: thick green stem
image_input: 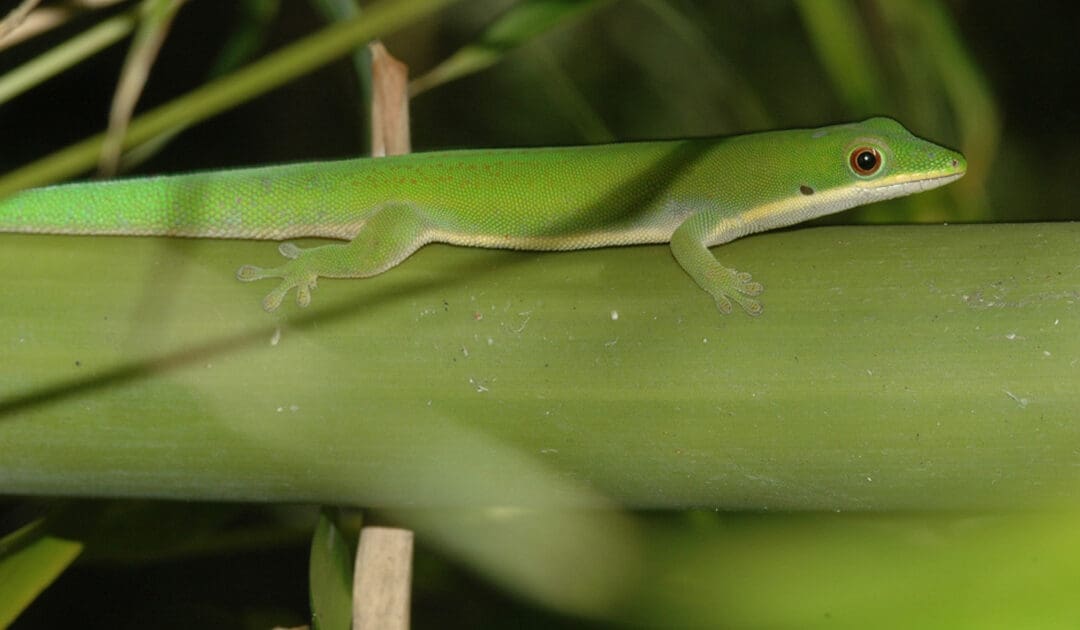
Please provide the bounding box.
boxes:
[1,223,1077,510]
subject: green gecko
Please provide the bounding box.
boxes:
[0,117,965,314]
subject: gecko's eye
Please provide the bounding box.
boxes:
[849,147,882,176]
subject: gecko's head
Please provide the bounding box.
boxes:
[744,117,966,225]
[805,117,966,204]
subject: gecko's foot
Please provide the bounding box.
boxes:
[710,268,764,317]
[237,243,319,311]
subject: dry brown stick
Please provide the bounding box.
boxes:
[368,41,411,157]
[352,41,415,630]
[353,527,415,630]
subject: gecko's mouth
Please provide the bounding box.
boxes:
[864,169,966,197]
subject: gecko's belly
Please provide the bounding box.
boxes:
[429,224,675,252]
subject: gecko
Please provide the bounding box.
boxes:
[0,117,965,314]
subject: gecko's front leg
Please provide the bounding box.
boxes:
[669,210,764,316]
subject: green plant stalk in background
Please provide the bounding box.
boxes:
[0,0,461,195]
[0,8,138,106]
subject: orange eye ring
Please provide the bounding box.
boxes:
[849,147,882,176]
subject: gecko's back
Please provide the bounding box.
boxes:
[0,139,719,243]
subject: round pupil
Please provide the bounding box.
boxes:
[856,150,877,171]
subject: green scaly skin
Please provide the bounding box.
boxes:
[0,117,966,313]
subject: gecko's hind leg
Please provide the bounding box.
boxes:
[237,204,432,312]
[237,243,319,310]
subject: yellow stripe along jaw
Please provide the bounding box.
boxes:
[712,168,966,246]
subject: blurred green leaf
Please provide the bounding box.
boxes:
[208,0,282,77]
[874,0,1000,219]
[309,0,373,149]
[0,520,83,627]
[98,0,188,176]
[794,0,888,113]
[0,9,137,106]
[0,0,460,195]
[120,0,284,170]
[634,0,773,129]
[410,0,611,95]
[309,509,354,630]
[621,510,1080,628]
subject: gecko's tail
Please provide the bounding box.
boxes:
[0,164,362,241]
[0,173,280,240]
